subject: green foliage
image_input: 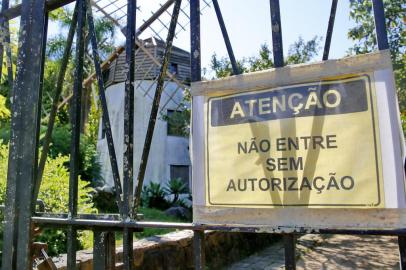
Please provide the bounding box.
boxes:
[40,60,74,123]
[210,53,247,78]
[0,21,18,84]
[79,135,102,182]
[44,124,102,182]
[0,144,8,203]
[287,36,322,64]
[47,125,71,157]
[248,44,274,72]
[162,109,190,137]
[135,207,183,238]
[49,7,74,26]
[141,182,170,210]
[348,0,405,110]
[37,155,96,213]
[401,113,406,137]
[164,178,189,204]
[86,101,102,143]
[0,95,10,121]
[0,143,97,256]
[48,6,116,60]
[92,187,119,213]
[210,36,322,79]
[161,88,191,137]
[0,125,102,184]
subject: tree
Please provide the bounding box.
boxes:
[0,6,116,182]
[210,53,246,78]
[348,0,405,110]
[45,6,116,127]
[210,36,322,79]
[287,36,322,64]
[248,44,274,72]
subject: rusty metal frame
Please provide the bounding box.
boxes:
[0,0,398,269]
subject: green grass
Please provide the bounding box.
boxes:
[115,207,185,244]
[136,207,185,239]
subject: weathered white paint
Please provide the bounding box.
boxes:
[194,206,406,230]
[375,68,406,208]
[191,96,205,206]
[191,50,392,97]
[97,80,191,190]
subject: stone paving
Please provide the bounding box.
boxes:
[226,234,400,270]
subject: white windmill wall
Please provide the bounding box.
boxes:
[96,80,191,191]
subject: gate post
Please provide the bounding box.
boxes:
[284,234,296,270]
[94,231,116,270]
[193,230,205,270]
[190,0,204,268]
[1,0,47,268]
[269,1,297,269]
[398,236,406,269]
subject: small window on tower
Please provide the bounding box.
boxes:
[167,109,188,137]
[170,165,190,189]
[169,63,178,74]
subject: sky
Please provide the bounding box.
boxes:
[46,0,358,74]
[197,0,357,72]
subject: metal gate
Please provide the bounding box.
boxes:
[0,0,404,269]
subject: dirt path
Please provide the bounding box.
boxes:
[226,234,400,269]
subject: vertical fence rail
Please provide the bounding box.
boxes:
[190,0,201,83]
[322,0,338,61]
[93,231,116,270]
[194,230,206,270]
[67,0,85,268]
[35,2,79,201]
[86,0,124,215]
[399,236,406,270]
[269,0,297,269]
[34,10,49,207]
[133,0,182,214]
[1,0,47,268]
[269,0,283,68]
[371,0,389,50]
[211,0,240,75]
[190,0,205,269]
[284,234,296,270]
[123,0,137,267]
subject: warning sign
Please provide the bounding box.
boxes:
[205,75,384,208]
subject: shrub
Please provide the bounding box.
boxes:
[92,186,119,213]
[0,124,102,183]
[164,178,189,204]
[0,143,97,256]
[79,135,102,182]
[45,124,102,182]
[142,182,170,210]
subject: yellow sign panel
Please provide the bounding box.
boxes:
[205,75,384,208]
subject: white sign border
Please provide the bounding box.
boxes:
[191,50,406,229]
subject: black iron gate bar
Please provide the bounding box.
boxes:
[0,0,402,269]
[1,0,47,269]
[66,0,85,267]
[87,0,124,215]
[133,0,182,216]
[0,0,13,87]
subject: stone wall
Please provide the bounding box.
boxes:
[53,230,277,269]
